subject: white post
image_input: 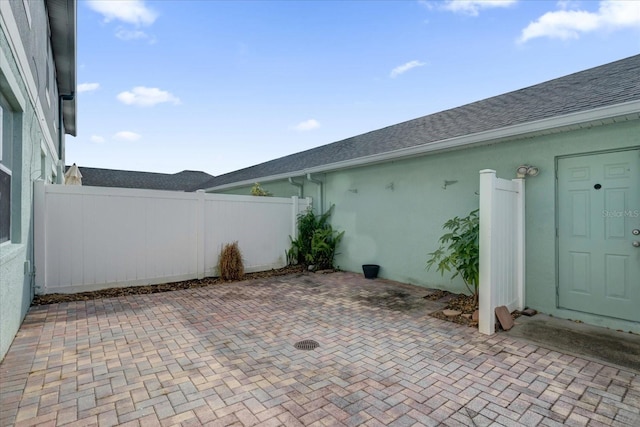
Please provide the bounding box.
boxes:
[513,178,525,311]
[479,169,496,335]
[33,180,46,295]
[291,196,299,240]
[196,190,206,279]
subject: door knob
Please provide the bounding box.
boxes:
[634,241,640,247]
[633,229,640,236]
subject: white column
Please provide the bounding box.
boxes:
[479,169,496,335]
[291,196,299,240]
[33,180,46,294]
[513,178,525,311]
[196,190,206,279]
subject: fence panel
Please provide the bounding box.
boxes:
[203,194,308,277]
[478,169,525,335]
[34,182,310,294]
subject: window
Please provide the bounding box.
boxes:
[0,102,10,243]
[0,167,9,243]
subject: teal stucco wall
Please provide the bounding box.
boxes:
[0,3,62,361]
[216,120,640,332]
[330,121,639,332]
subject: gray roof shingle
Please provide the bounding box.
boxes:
[197,54,640,191]
[72,167,214,191]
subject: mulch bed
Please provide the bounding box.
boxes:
[32,265,305,306]
[425,289,522,329]
[427,291,479,327]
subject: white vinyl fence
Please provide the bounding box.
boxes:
[34,181,311,294]
[478,169,525,335]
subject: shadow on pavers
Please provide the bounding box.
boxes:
[506,314,640,373]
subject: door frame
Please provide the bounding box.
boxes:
[555,146,640,316]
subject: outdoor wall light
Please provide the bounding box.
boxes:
[516,165,540,178]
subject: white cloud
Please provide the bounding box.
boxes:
[390,60,426,78]
[556,0,581,10]
[87,0,157,26]
[117,87,181,107]
[77,83,100,93]
[519,0,640,43]
[90,135,105,143]
[115,28,156,43]
[292,119,320,131]
[426,0,517,16]
[114,131,141,141]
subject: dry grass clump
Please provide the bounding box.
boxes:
[218,241,244,280]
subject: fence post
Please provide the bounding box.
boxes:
[291,196,299,240]
[479,169,496,335]
[196,190,206,279]
[33,180,46,295]
[513,178,525,311]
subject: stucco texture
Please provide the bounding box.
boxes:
[218,120,640,333]
[1,4,59,361]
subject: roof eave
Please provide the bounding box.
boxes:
[46,0,77,136]
[203,100,640,192]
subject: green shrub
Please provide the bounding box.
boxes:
[287,205,344,270]
[218,241,244,280]
[426,209,479,298]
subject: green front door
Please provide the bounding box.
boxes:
[558,149,640,322]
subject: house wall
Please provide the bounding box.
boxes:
[330,121,639,332]
[217,119,640,332]
[0,2,61,361]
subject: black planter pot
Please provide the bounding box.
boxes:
[362,264,380,279]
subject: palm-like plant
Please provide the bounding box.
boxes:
[288,205,344,270]
[426,209,479,299]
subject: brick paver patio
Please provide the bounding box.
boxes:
[1,272,639,426]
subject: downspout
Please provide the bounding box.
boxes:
[306,173,323,213]
[288,177,303,198]
[58,93,74,182]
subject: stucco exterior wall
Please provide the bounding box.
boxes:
[330,121,639,332]
[0,2,60,361]
[216,120,640,332]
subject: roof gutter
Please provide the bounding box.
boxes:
[288,177,303,197]
[204,99,640,192]
[46,0,77,136]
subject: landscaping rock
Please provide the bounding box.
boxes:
[443,309,462,317]
[495,306,514,331]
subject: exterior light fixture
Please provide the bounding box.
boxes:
[516,165,540,178]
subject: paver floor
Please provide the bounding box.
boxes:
[1,272,639,426]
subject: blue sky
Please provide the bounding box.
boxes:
[67,0,640,176]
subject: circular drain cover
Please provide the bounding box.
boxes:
[294,339,319,350]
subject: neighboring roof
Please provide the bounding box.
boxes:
[46,0,77,136]
[72,167,214,191]
[198,54,640,191]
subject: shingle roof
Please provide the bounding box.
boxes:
[73,167,214,191]
[197,54,640,191]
